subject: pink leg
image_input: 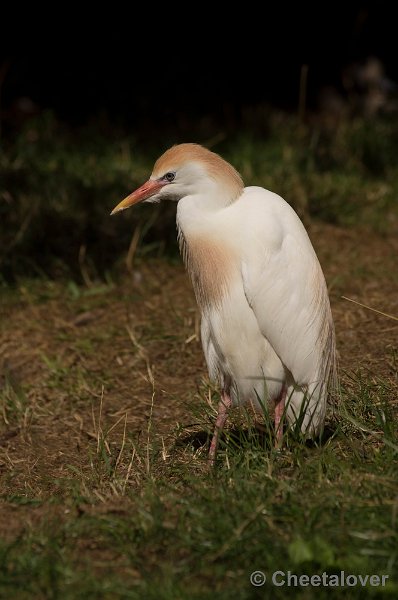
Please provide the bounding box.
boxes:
[208,391,232,466]
[274,386,287,448]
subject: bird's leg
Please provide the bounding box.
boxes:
[208,391,232,466]
[274,386,287,448]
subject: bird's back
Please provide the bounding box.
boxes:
[241,189,332,351]
[221,186,337,433]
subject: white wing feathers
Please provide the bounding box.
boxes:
[239,188,335,393]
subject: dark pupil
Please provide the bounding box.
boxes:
[165,172,175,182]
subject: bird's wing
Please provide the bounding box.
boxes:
[239,188,335,386]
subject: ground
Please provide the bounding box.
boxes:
[1,114,398,598]
[1,220,397,598]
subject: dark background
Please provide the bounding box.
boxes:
[1,2,397,282]
[1,3,396,130]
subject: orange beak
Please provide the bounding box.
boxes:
[110,179,165,215]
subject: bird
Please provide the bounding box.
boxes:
[111,143,336,464]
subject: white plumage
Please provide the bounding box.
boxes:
[112,143,336,463]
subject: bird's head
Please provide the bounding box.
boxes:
[111,143,243,215]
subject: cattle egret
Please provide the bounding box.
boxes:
[112,144,336,464]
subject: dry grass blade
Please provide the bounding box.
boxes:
[115,413,128,469]
[126,324,154,386]
[146,381,156,475]
[95,385,105,454]
[126,225,141,274]
[342,296,398,322]
[79,244,93,287]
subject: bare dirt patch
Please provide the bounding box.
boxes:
[1,224,397,538]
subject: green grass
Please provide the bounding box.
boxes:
[1,112,398,281]
[0,372,397,599]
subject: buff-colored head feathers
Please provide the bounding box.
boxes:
[152,143,244,201]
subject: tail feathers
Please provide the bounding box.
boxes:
[286,342,338,437]
[288,311,339,437]
[285,383,327,436]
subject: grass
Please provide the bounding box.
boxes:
[1,112,398,281]
[0,371,396,599]
[1,112,398,597]
[1,243,397,598]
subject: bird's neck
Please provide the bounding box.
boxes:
[176,190,234,237]
[176,193,238,310]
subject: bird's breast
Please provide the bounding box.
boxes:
[178,230,237,309]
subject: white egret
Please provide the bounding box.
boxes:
[112,144,336,463]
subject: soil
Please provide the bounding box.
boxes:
[0,223,397,538]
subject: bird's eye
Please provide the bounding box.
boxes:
[163,172,175,182]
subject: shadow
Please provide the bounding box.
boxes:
[175,426,274,452]
[175,423,338,453]
[175,430,210,450]
[226,426,275,450]
[305,424,337,448]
